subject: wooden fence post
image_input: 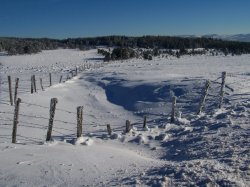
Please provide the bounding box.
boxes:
[71,71,74,78]
[31,75,34,94]
[125,120,131,133]
[107,124,112,135]
[46,98,58,141]
[76,106,83,138]
[75,68,78,76]
[197,80,210,115]
[33,75,37,92]
[12,98,21,143]
[8,76,13,106]
[34,75,36,91]
[143,116,147,128]
[40,78,44,91]
[171,96,176,123]
[14,78,19,104]
[49,73,52,87]
[59,75,63,83]
[219,72,227,108]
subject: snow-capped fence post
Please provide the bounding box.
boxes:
[143,116,147,129]
[76,106,83,138]
[197,80,210,115]
[31,75,34,94]
[33,75,37,92]
[12,98,21,143]
[171,96,177,123]
[59,75,63,83]
[75,68,78,76]
[8,75,13,106]
[125,120,131,133]
[219,72,227,108]
[40,78,44,91]
[14,78,19,104]
[46,98,58,141]
[107,124,112,135]
[49,73,52,87]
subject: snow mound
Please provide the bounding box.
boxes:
[74,137,94,146]
[129,135,148,144]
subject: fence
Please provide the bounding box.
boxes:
[1,68,244,144]
[0,62,106,104]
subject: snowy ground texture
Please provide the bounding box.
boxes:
[0,49,249,187]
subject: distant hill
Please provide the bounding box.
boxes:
[202,34,250,42]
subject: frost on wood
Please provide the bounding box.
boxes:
[12,98,21,143]
[106,124,112,135]
[46,98,58,141]
[219,71,227,108]
[125,120,132,133]
[197,80,210,115]
[14,78,19,104]
[8,75,13,105]
[171,96,176,123]
[76,106,83,138]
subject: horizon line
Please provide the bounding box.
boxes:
[1,33,250,40]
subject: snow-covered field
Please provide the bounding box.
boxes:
[0,49,249,186]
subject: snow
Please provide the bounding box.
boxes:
[0,49,250,186]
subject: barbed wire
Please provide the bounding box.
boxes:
[0,123,12,126]
[53,119,75,125]
[0,101,12,106]
[18,135,44,142]
[21,101,50,109]
[19,123,46,130]
[19,113,49,120]
[0,117,13,122]
[56,108,76,114]
[0,111,14,116]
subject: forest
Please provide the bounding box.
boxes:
[1,36,250,57]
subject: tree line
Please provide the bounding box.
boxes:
[1,36,250,56]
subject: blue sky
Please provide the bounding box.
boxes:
[0,0,249,38]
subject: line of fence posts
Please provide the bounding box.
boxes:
[8,71,229,143]
[5,64,98,102]
[4,62,108,106]
[10,97,86,143]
